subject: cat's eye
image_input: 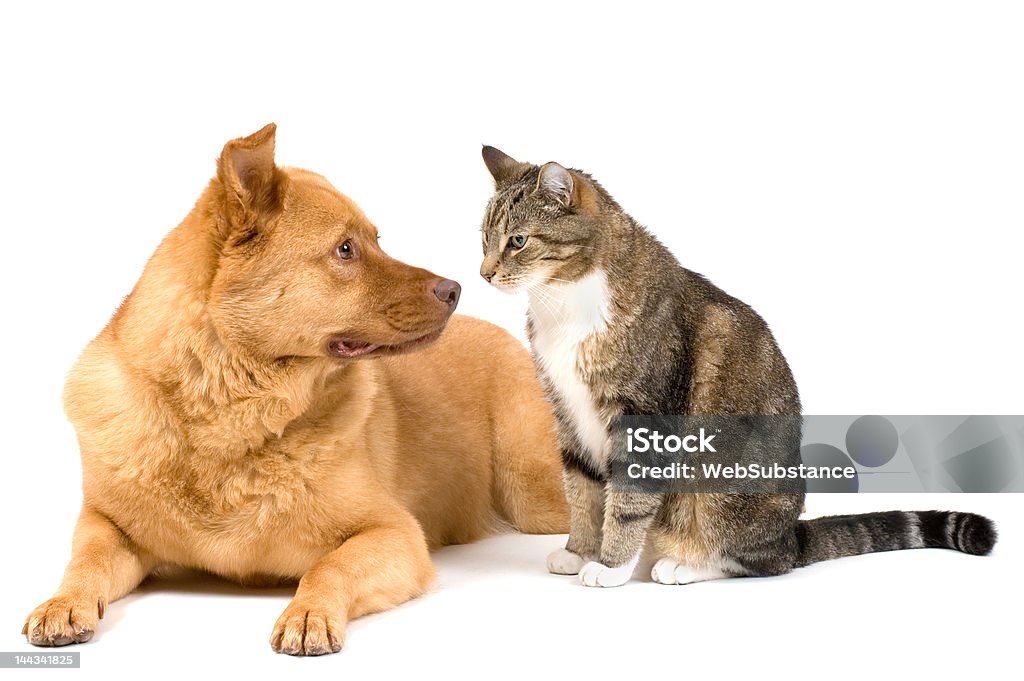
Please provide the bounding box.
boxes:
[335,240,357,260]
[509,234,528,250]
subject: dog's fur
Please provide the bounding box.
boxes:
[23,124,568,655]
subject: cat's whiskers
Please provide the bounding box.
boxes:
[526,284,559,320]
[526,283,580,340]
[539,276,578,286]
[526,286,575,338]
[527,279,564,304]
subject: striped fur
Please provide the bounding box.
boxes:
[796,510,997,567]
[478,146,998,586]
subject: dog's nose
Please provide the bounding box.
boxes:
[481,270,495,283]
[433,279,461,308]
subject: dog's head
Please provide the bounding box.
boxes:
[207,124,460,361]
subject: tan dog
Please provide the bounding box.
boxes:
[23,124,568,655]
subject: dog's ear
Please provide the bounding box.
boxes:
[482,146,530,188]
[217,123,288,239]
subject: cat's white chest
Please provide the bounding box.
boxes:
[527,270,611,466]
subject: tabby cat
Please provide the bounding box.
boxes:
[477,146,996,587]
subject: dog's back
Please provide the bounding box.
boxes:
[377,315,568,544]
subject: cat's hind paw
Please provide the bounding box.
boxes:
[651,558,726,585]
[547,548,587,575]
[579,560,633,587]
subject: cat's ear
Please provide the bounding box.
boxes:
[536,162,574,207]
[482,146,529,187]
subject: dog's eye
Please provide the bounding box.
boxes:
[335,240,356,260]
[509,234,528,249]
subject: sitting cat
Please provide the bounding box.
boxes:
[477,146,996,587]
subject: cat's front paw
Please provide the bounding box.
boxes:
[579,560,633,587]
[547,548,587,575]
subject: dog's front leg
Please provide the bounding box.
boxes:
[24,506,155,646]
[270,508,435,656]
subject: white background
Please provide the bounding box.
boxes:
[1,1,1022,679]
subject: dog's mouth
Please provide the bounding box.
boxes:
[326,338,380,358]
[327,325,447,360]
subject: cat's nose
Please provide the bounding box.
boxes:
[480,269,496,283]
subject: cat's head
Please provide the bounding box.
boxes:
[478,146,604,292]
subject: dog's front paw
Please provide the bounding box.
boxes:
[579,560,633,588]
[547,548,587,575]
[23,594,104,647]
[270,598,346,656]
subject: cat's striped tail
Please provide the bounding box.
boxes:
[794,510,996,567]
